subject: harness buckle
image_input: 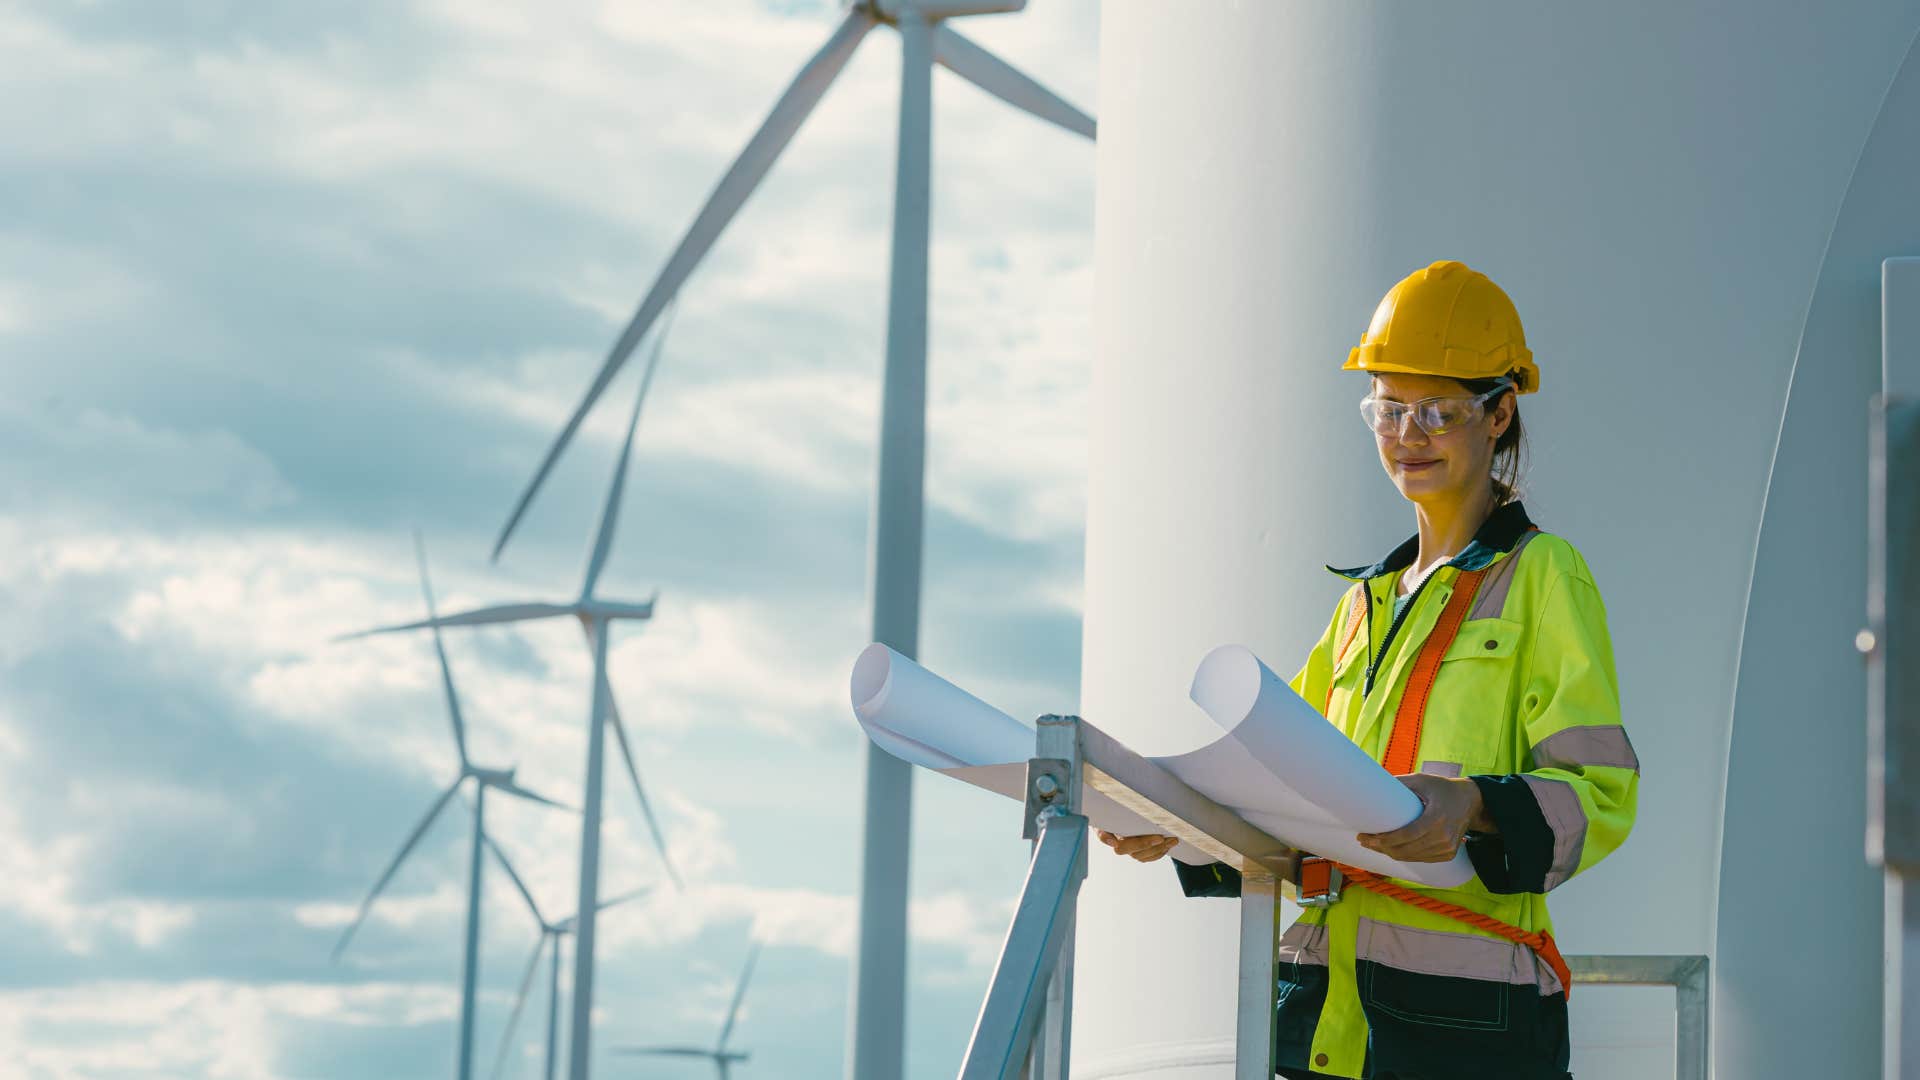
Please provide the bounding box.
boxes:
[1296,856,1343,908]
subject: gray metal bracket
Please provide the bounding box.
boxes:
[1873,257,1920,1080]
[958,714,1295,1080]
[1567,954,1709,1080]
[958,715,1087,1080]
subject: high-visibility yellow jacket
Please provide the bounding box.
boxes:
[1176,501,1639,1080]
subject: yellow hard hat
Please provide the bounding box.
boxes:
[1344,260,1539,393]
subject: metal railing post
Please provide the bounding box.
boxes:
[1567,954,1710,1080]
[955,714,1297,1079]
[960,717,1087,1080]
[1024,907,1074,1080]
[1024,716,1083,1080]
[1234,872,1279,1080]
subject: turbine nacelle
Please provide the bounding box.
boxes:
[467,764,517,786]
[578,595,658,623]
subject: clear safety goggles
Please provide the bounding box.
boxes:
[1359,381,1512,438]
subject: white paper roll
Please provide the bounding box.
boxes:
[851,642,1035,768]
[1186,644,1473,887]
[849,642,1475,889]
[851,644,1215,864]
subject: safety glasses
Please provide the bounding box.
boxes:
[1359,382,1511,438]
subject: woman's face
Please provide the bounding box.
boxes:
[1368,372,1514,508]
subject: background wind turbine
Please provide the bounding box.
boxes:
[343,314,680,1079]
[612,942,761,1080]
[482,5,1092,1075]
[332,534,572,1080]
[484,834,650,1080]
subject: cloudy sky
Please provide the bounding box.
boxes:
[0,0,1099,1076]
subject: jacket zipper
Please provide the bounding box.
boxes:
[1364,565,1447,696]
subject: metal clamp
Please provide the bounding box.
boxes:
[1022,758,1075,841]
[1295,856,1343,908]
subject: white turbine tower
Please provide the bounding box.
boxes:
[332,534,572,1080]
[483,5,1092,1075]
[612,942,761,1080]
[347,315,682,1079]
[484,833,650,1080]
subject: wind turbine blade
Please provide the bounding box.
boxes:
[480,827,543,927]
[495,776,574,813]
[489,7,875,563]
[610,1047,714,1058]
[716,942,761,1052]
[603,675,682,890]
[932,25,1096,140]
[331,779,462,961]
[551,880,646,936]
[488,935,549,1080]
[413,530,469,767]
[580,303,675,602]
[335,603,576,641]
[595,885,651,914]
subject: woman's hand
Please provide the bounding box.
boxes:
[1355,773,1494,863]
[1096,829,1179,863]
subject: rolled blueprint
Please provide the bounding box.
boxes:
[851,644,1215,864]
[851,642,1034,769]
[1187,645,1427,831]
[850,642,1474,888]
[1182,644,1473,887]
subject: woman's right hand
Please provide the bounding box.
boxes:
[1097,829,1179,863]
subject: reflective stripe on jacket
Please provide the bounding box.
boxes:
[1175,500,1638,1080]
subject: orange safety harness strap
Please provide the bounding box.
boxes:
[1379,565,1486,776]
[1317,552,1574,997]
[1337,866,1574,998]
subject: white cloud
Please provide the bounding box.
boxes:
[0,749,198,955]
[607,594,860,739]
[0,280,25,332]
[0,404,295,519]
[0,980,456,1080]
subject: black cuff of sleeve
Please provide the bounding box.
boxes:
[1173,859,1242,898]
[1465,774,1554,894]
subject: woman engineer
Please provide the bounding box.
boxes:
[1099,260,1639,1080]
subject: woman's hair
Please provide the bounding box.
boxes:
[1456,374,1528,506]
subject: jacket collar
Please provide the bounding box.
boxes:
[1327,500,1537,581]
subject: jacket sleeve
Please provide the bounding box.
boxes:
[1465,570,1640,894]
[1173,589,1354,899]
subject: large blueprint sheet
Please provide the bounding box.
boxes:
[849,643,1473,888]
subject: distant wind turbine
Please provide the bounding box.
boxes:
[341,312,681,1080]
[613,942,761,1080]
[332,533,573,1080]
[484,833,650,1080]
[482,5,1092,1076]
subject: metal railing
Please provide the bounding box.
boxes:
[958,714,1296,1080]
[1567,954,1709,1080]
[956,714,1715,1079]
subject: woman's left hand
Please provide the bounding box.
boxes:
[1355,773,1493,863]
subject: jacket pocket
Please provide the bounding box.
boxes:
[1442,616,1522,663]
[1421,616,1524,770]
